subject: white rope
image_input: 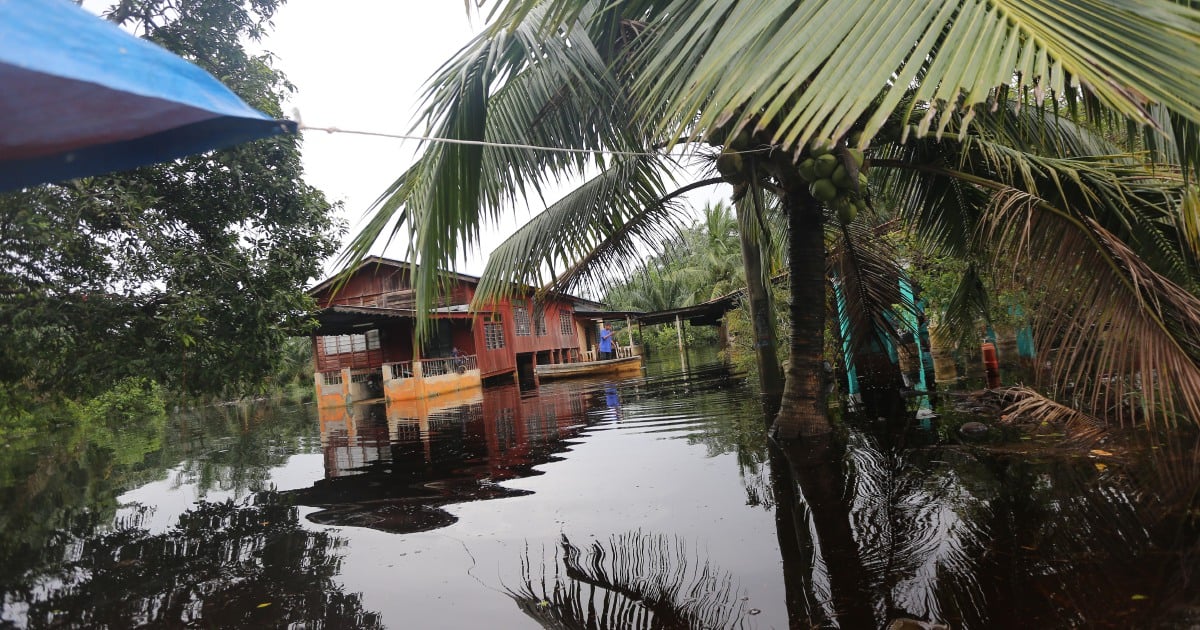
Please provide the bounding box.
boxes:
[297,123,659,158]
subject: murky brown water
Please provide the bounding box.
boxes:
[1,356,1198,628]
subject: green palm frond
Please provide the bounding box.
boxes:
[346,5,647,324]
[472,156,724,306]
[636,1,1200,151]
[936,264,993,345]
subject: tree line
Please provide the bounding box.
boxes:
[0,0,342,430]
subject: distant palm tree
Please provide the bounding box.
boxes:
[345,1,1200,435]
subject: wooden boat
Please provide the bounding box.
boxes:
[535,355,643,380]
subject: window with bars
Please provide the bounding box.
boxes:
[559,312,573,335]
[321,329,380,355]
[485,322,506,349]
[513,301,531,336]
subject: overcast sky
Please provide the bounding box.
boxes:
[263,2,501,274]
[261,2,730,279]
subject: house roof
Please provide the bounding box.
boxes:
[308,256,483,298]
[308,255,608,310]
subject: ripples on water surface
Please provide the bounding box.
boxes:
[1,358,1197,628]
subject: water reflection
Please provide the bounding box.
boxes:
[289,382,611,533]
[5,496,381,628]
[506,531,752,629]
[1,359,1197,628]
[770,420,1200,628]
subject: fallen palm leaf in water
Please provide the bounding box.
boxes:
[1000,387,1108,445]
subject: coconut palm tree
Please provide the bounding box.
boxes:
[344,1,1200,437]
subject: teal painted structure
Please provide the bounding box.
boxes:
[832,274,935,415]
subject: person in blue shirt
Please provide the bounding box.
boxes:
[599,323,615,360]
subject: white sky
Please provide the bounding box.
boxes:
[264,2,501,275]
[85,1,728,278]
[262,2,728,279]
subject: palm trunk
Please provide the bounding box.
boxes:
[775,437,875,628]
[773,191,832,439]
[734,197,783,396]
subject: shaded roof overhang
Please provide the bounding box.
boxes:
[313,304,487,336]
[633,295,737,327]
[313,305,416,336]
[574,297,735,327]
[572,308,646,321]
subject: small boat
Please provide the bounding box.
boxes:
[535,355,643,381]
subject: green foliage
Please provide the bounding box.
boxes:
[0,0,342,410]
[605,201,783,310]
[75,377,165,426]
[722,282,791,374]
[604,202,774,355]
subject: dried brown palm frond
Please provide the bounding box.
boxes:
[826,217,912,362]
[981,191,1200,429]
[1000,386,1108,445]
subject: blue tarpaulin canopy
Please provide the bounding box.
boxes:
[0,0,296,192]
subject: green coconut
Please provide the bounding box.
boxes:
[835,197,857,224]
[797,158,817,182]
[814,153,838,178]
[810,178,838,202]
[831,164,854,189]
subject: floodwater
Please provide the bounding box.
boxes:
[1,355,1198,629]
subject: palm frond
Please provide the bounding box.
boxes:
[1000,386,1108,444]
[345,5,647,326]
[472,156,724,307]
[982,190,1200,428]
[628,0,1200,152]
[827,218,913,362]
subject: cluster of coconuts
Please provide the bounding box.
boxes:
[798,142,868,224]
[713,124,871,225]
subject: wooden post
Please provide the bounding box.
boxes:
[625,315,634,348]
[676,315,690,373]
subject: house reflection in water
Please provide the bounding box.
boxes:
[289,383,598,533]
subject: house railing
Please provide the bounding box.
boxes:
[386,361,413,380]
[421,355,477,377]
[383,356,477,380]
[583,345,636,362]
[349,368,377,384]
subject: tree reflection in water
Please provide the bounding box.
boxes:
[7,495,381,629]
[770,418,1200,629]
[505,531,753,629]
